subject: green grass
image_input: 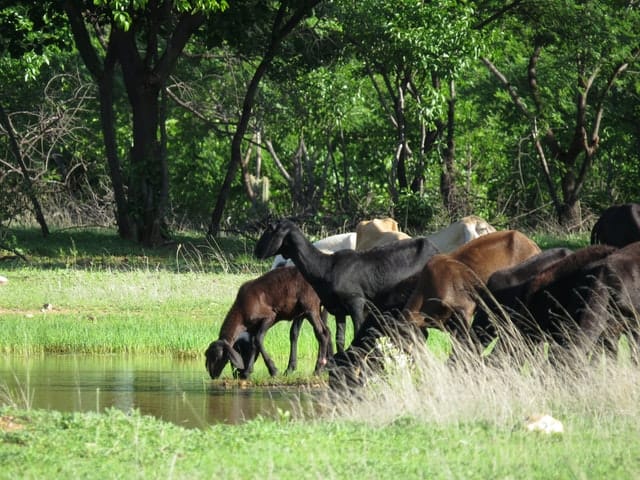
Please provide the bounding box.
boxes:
[0,269,249,355]
[1,406,639,479]
[1,227,260,272]
[531,231,590,250]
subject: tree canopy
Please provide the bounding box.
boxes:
[2,0,639,240]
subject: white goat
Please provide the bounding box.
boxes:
[271,232,356,269]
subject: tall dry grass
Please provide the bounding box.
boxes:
[320,311,640,429]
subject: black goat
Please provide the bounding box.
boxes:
[328,273,424,390]
[254,219,439,353]
[570,241,640,354]
[204,266,331,379]
[472,247,574,347]
[591,203,640,247]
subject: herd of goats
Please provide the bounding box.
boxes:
[205,203,640,390]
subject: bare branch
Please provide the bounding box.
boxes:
[164,84,234,135]
[481,56,532,119]
[527,45,543,115]
[590,48,639,151]
[365,64,397,128]
[473,0,525,30]
[265,139,292,183]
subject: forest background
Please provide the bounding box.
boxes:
[1,0,639,247]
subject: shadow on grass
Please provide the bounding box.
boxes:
[1,227,262,273]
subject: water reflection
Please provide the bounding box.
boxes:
[0,355,321,428]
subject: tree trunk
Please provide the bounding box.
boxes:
[208,57,271,237]
[207,1,322,237]
[64,1,132,239]
[64,1,204,245]
[98,47,133,240]
[440,79,458,219]
[127,85,165,245]
[557,169,582,228]
[391,78,411,203]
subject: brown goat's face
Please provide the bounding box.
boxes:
[205,339,247,379]
[205,340,228,379]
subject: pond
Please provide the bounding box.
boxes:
[0,355,322,428]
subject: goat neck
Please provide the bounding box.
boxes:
[218,307,247,343]
[286,233,334,285]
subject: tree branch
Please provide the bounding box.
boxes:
[481,56,532,119]
[473,0,525,30]
[265,139,292,183]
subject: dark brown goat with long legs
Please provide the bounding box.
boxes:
[204,266,330,379]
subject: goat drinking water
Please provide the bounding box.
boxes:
[204,266,331,379]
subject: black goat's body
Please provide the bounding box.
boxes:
[329,274,423,391]
[471,247,575,346]
[328,312,425,391]
[485,248,574,293]
[578,243,640,351]
[591,203,640,247]
[255,219,439,352]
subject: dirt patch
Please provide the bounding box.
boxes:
[0,306,77,315]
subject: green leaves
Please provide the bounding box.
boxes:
[91,0,229,30]
[0,3,71,82]
[339,0,479,77]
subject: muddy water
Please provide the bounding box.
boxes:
[0,355,322,428]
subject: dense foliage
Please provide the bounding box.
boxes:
[1,0,639,242]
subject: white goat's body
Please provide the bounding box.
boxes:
[271,232,356,269]
[355,215,496,252]
[426,216,496,253]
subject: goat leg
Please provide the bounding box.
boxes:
[255,323,279,377]
[335,314,347,353]
[285,317,304,375]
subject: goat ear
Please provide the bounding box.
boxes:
[224,340,245,370]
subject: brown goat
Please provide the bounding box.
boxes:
[355,217,410,251]
[204,266,331,379]
[403,230,541,336]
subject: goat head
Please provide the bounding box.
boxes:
[204,339,245,379]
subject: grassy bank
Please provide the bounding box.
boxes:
[1,404,639,479]
[0,269,251,356]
